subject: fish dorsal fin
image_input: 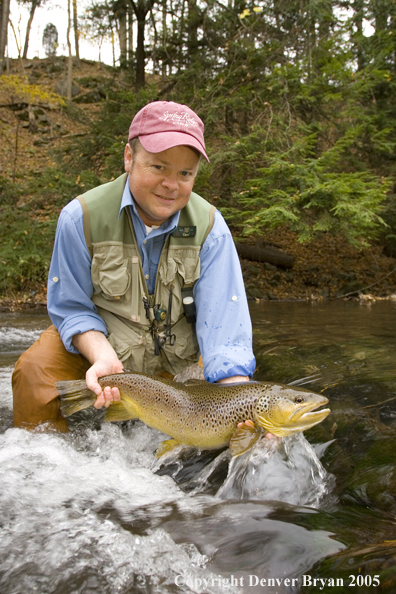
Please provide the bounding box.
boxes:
[182,379,207,386]
[104,400,137,422]
[229,423,262,457]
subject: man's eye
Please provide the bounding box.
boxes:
[180,171,191,177]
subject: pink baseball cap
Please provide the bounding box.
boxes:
[128,101,209,162]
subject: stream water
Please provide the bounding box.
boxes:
[1,301,396,594]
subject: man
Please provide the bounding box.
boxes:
[12,101,256,431]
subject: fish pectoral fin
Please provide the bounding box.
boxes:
[156,438,181,458]
[229,423,262,457]
[103,400,136,422]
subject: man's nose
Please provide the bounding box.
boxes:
[161,174,178,191]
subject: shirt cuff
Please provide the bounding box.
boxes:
[59,315,108,354]
[202,345,256,383]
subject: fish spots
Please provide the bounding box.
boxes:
[93,372,328,447]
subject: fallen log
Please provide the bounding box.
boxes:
[235,242,295,269]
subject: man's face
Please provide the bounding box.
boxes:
[124,142,200,226]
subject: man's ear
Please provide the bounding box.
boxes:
[124,143,133,173]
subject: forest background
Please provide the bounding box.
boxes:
[0,0,396,306]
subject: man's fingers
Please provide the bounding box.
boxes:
[95,386,121,409]
[102,386,120,408]
[237,419,255,429]
[111,387,121,401]
[85,359,124,401]
[93,393,105,409]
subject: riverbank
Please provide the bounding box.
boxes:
[240,227,396,302]
[1,225,395,312]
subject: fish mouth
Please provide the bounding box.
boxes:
[288,396,330,430]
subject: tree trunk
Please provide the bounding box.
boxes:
[178,0,186,70]
[73,0,80,63]
[372,0,387,33]
[127,4,133,65]
[128,0,157,88]
[23,0,39,59]
[111,26,115,67]
[187,0,200,62]
[353,0,365,71]
[117,2,128,68]
[67,0,73,101]
[136,15,145,87]
[0,0,11,70]
[161,0,167,76]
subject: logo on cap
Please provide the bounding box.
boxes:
[160,111,199,128]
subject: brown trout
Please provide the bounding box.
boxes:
[56,372,330,457]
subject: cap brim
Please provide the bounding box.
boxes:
[138,131,209,162]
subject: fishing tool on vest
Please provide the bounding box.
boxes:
[181,287,196,324]
[143,288,176,356]
[181,286,199,354]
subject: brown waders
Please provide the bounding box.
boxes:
[12,325,90,431]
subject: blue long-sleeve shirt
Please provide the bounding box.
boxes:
[47,179,256,382]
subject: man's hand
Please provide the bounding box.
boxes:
[86,358,124,409]
[72,330,125,409]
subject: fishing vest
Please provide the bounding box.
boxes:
[77,173,216,376]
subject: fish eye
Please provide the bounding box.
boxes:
[295,397,304,403]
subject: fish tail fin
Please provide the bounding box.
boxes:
[56,380,96,417]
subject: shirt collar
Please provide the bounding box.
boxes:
[119,176,181,234]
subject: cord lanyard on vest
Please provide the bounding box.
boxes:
[143,288,176,356]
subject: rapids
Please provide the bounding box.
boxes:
[1,301,396,593]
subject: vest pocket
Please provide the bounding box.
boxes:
[159,248,201,287]
[92,244,131,300]
[107,330,146,369]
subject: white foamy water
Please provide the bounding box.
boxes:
[0,325,43,343]
[0,424,243,594]
[0,326,44,356]
[0,314,343,594]
[217,434,335,507]
[0,418,340,593]
[0,367,13,407]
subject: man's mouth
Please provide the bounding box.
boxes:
[155,194,175,202]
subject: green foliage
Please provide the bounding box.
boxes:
[0,169,102,294]
[0,201,56,293]
[220,130,390,246]
[18,168,102,209]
